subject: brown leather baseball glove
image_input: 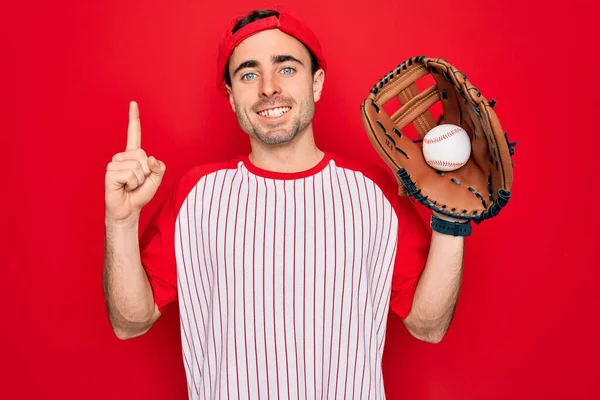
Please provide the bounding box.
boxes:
[361,56,516,224]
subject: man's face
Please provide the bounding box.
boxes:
[226,29,324,145]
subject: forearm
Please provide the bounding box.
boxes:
[404,230,464,343]
[103,216,159,339]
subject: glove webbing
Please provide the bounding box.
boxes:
[374,63,439,139]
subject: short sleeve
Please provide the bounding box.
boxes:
[139,188,179,314]
[389,195,431,320]
[139,161,235,314]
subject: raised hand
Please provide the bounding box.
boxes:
[105,101,166,223]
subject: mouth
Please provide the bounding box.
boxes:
[256,106,292,118]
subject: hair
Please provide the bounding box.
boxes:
[223,9,320,87]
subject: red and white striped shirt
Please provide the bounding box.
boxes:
[140,152,430,399]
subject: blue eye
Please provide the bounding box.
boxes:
[281,67,295,75]
[242,73,256,81]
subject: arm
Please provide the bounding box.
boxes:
[402,214,465,344]
[103,101,166,340]
[104,216,161,340]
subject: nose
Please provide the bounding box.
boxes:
[259,73,281,98]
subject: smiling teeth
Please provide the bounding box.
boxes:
[259,107,291,117]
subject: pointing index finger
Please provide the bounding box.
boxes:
[126,101,141,150]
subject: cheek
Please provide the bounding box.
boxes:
[232,97,254,116]
[231,85,255,108]
[289,81,313,104]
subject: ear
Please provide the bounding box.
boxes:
[312,69,325,102]
[226,85,235,112]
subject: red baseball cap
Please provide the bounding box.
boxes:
[216,8,327,97]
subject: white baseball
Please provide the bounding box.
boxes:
[422,124,471,171]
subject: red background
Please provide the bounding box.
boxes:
[2,0,598,399]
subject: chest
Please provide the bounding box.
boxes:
[178,171,396,268]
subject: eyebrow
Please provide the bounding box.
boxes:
[272,54,303,66]
[232,54,304,77]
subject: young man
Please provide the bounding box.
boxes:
[103,8,465,399]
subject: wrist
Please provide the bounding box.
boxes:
[105,211,140,231]
[430,213,472,237]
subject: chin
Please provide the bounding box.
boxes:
[252,120,302,145]
[254,130,298,145]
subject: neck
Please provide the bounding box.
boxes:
[248,125,324,173]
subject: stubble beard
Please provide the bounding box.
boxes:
[235,98,314,146]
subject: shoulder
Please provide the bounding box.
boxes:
[169,155,244,211]
[178,157,240,187]
[328,152,399,199]
[141,156,244,236]
[328,152,425,222]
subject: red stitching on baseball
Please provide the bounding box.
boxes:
[427,159,466,167]
[423,127,463,144]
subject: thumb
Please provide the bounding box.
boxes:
[131,156,166,207]
[147,156,166,183]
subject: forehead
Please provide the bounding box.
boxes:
[229,29,310,67]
